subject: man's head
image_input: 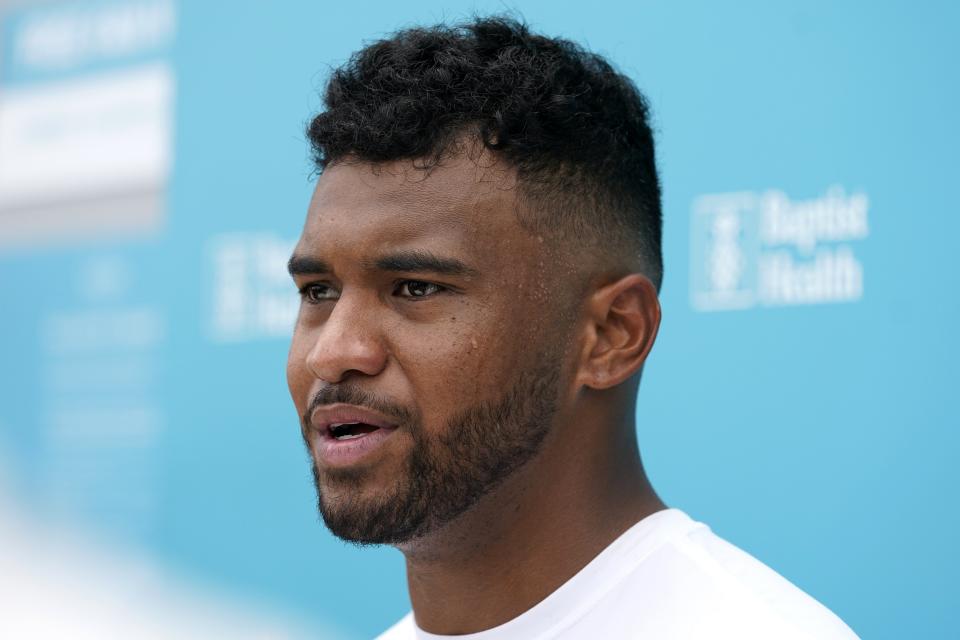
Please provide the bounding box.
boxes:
[287,16,662,547]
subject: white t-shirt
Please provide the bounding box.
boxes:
[376,509,858,640]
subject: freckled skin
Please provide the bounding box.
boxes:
[287,152,664,635]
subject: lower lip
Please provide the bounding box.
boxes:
[314,427,398,467]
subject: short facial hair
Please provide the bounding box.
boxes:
[302,360,561,545]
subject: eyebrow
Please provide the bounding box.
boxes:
[287,250,479,278]
[369,250,479,278]
[287,255,331,277]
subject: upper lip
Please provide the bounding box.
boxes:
[309,403,397,436]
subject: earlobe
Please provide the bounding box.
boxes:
[576,274,661,390]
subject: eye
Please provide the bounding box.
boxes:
[299,283,339,303]
[396,280,443,298]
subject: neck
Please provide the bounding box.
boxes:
[400,394,664,635]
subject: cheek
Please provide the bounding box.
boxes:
[392,308,528,419]
[286,330,311,410]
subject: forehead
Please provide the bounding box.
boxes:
[298,156,528,258]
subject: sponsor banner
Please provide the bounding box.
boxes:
[690,186,869,311]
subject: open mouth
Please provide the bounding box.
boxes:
[328,422,381,441]
[310,404,399,465]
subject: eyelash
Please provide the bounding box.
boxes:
[298,283,336,304]
[298,280,446,304]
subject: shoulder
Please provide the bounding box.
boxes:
[649,512,859,639]
[373,612,415,640]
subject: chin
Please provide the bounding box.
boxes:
[314,468,427,546]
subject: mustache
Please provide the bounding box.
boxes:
[304,384,416,427]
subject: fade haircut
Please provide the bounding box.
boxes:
[307,16,663,290]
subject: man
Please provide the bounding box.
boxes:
[286,16,858,639]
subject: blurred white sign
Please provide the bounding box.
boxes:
[0,63,174,247]
[208,233,300,342]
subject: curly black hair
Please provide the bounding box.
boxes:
[307,16,663,289]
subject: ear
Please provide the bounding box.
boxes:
[575,274,661,390]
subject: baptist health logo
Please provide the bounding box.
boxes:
[690,186,868,311]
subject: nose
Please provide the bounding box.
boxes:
[304,295,388,384]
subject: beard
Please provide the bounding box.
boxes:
[302,359,561,546]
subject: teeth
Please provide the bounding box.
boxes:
[330,422,365,441]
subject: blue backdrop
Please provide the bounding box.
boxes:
[1,1,957,638]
